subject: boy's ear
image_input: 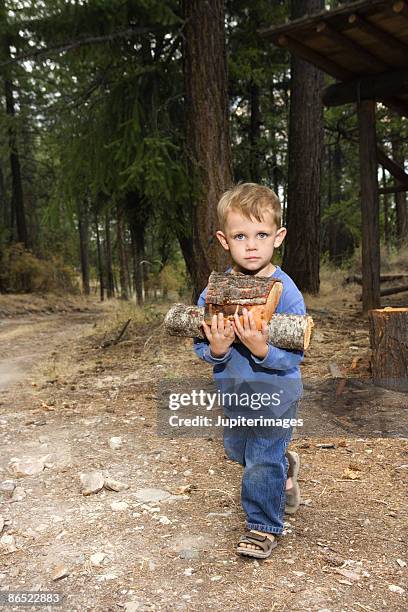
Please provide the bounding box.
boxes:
[216,230,230,251]
[273,226,287,248]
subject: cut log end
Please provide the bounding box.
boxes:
[304,316,314,350]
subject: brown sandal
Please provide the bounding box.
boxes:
[237,530,278,559]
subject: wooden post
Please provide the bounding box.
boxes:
[357,100,381,313]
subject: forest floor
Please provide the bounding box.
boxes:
[0,270,407,612]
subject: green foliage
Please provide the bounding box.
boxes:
[1,0,407,298]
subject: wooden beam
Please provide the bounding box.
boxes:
[357,100,381,313]
[379,183,408,195]
[322,68,408,106]
[348,13,408,58]
[276,34,352,81]
[376,148,408,186]
[316,21,388,72]
[379,96,408,118]
[259,0,389,41]
[393,1,408,18]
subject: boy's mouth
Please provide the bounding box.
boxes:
[245,257,261,260]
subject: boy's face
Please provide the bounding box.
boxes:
[216,209,286,276]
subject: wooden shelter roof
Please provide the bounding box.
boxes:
[260,0,408,106]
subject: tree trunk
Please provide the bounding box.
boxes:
[130,221,144,306]
[95,212,105,302]
[358,100,381,312]
[164,303,314,351]
[249,78,261,183]
[78,202,90,295]
[0,25,29,248]
[369,307,408,392]
[282,0,324,294]
[391,120,408,248]
[381,166,391,255]
[104,210,115,298]
[182,0,233,301]
[116,203,129,300]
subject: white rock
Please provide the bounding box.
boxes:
[158,516,171,525]
[9,458,45,478]
[0,480,16,494]
[80,471,104,496]
[104,477,129,492]
[109,437,123,450]
[134,488,171,503]
[11,486,26,502]
[388,584,405,594]
[90,552,106,566]
[1,534,17,553]
[124,603,141,612]
[111,501,129,511]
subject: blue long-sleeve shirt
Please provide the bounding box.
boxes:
[193,265,306,418]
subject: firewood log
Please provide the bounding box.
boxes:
[164,303,314,351]
[204,271,282,330]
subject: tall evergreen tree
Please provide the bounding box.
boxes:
[182,0,233,299]
[282,0,324,294]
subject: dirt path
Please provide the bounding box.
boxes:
[0,300,407,612]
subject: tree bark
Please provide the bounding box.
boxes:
[104,210,115,298]
[164,303,314,351]
[1,21,28,248]
[282,0,324,294]
[381,166,391,255]
[358,100,381,312]
[116,203,129,300]
[369,307,408,392]
[391,120,408,248]
[130,221,144,306]
[78,202,90,295]
[95,212,105,302]
[182,0,233,301]
[249,78,261,183]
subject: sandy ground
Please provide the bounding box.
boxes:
[0,291,407,612]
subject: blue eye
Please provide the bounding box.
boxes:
[234,234,245,240]
[258,233,269,239]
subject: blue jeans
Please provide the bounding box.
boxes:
[223,404,298,535]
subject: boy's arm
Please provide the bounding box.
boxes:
[193,287,233,365]
[251,296,306,371]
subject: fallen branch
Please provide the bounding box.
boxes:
[100,318,131,348]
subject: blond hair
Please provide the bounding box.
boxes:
[217,183,281,229]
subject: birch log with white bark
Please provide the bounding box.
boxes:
[164,303,314,350]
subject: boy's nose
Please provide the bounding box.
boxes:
[246,242,257,251]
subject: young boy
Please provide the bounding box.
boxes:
[193,183,305,559]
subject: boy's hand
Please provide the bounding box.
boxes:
[201,313,236,358]
[233,308,269,359]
